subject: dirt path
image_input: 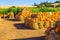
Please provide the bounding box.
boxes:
[0,19,46,40]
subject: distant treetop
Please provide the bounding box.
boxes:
[55,1,60,3]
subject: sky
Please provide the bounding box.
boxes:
[0,0,59,6]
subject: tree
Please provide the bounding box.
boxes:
[55,1,60,3]
[11,6,16,8]
[37,1,53,8]
[34,2,37,6]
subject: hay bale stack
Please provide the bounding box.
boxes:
[15,7,32,21]
[25,17,39,30]
[29,18,39,30]
[25,14,39,29]
[24,12,60,30]
[21,7,32,18]
[8,12,14,18]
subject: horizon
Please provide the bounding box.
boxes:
[0,0,59,6]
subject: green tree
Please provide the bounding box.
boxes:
[37,1,53,8]
[55,1,60,3]
[34,2,37,6]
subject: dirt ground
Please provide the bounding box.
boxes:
[0,18,46,40]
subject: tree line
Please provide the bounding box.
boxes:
[33,1,60,7]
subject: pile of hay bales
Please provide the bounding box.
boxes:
[15,7,32,21]
[24,12,60,30]
[25,17,39,30]
[15,7,60,29]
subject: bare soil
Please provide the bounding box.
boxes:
[0,18,46,40]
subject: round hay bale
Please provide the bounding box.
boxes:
[18,15,24,21]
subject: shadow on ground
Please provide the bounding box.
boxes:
[5,18,19,21]
[11,36,45,40]
[14,23,32,30]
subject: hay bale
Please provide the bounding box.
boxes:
[31,22,39,30]
[8,12,14,18]
[25,18,39,29]
[29,18,39,29]
[18,15,24,21]
[38,20,44,29]
[44,21,50,28]
[50,21,55,27]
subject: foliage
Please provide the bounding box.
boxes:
[0,6,23,17]
[33,2,37,6]
[30,7,60,12]
[0,8,8,14]
[55,1,60,3]
[7,6,23,16]
[34,1,60,8]
[36,2,54,7]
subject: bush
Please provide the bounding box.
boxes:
[8,7,23,17]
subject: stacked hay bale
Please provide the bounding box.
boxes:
[24,17,30,26]
[38,12,45,29]
[30,18,39,30]
[15,7,32,21]
[25,14,39,29]
[30,14,39,29]
[15,7,60,30]
[8,12,14,19]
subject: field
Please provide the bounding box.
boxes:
[0,18,46,40]
[0,0,60,40]
[0,6,60,40]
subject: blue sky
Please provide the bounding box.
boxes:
[0,0,59,6]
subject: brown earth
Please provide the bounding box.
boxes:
[0,18,46,40]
